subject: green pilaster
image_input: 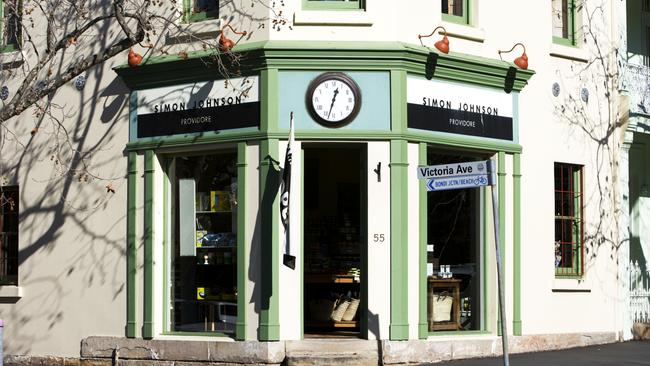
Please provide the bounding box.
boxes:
[418,143,428,338]
[496,151,506,335]
[390,70,407,133]
[162,159,169,333]
[236,142,248,340]
[126,151,138,338]
[390,139,409,340]
[300,148,305,340]
[259,138,280,341]
[143,150,155,339]
[512,153,522,335]
[261,69,279,133]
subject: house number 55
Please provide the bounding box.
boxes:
[373,234,385,242]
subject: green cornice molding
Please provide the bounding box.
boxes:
[114,41,534,92]
[126,130,522,154]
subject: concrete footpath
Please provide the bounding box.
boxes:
[432,340,650,366]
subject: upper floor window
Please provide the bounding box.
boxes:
[184,0,218,23]
[303,0,363,11]
[552,0,576,46]
[442,0,469,25]
[554,163,583,277]
[1,0,21,52]
[0,186,18,285]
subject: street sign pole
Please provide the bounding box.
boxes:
[488,160,509,366]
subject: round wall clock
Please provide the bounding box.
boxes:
[306,72,361,127]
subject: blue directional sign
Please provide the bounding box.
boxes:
[426,174,490,191]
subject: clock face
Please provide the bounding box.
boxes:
[306,72,361,127]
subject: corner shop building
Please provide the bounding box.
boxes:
[90,41,613,363]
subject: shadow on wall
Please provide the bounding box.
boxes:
[551,1,628,279]
[249,154,280,339]
[0,15,129,356]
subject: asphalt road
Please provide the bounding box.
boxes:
[430,341,650,366]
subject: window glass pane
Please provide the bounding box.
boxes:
[554,163,582,276]
[645,26,650,67]
[442,0,464,16]
[193,0,217,14]
[191,0,219,20]
[426,150,484,332]
[0,186,18,285]
[3,0,21,48]
[170,152,237,334]
[552,0,569,38]
[555,218,573,242]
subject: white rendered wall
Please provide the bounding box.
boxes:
[407,142,420,339]
[366,141,391,340]
[0,61,131,356]
[517,0,620,334]
[278,139,302,340]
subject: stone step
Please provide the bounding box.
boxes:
[285,354,378,366]
[285,339,379,366]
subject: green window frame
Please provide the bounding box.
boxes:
[441,0,469,25]
[552,0,576,46]
[1,0,21,52]
[554,163,584,277]
[302,0,364,11]
[0,185,19,286]
[183,0,218,23]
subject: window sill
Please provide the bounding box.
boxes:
[293,10,372,26]
[0,285,23,298]
[551,278,590,293]
[439,21,485,43]
[549,43,589,63]
[166,18,222,45]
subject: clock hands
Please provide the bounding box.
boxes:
[327,88,339,118]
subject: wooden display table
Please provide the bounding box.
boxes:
[427,277,461,331]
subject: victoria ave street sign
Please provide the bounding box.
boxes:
[417,160,490,179]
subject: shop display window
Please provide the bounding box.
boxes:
[426,150,484,332]
[169,151,237,334]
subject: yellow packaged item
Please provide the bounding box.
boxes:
[197,287,206,300]
[210,191,231,212]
